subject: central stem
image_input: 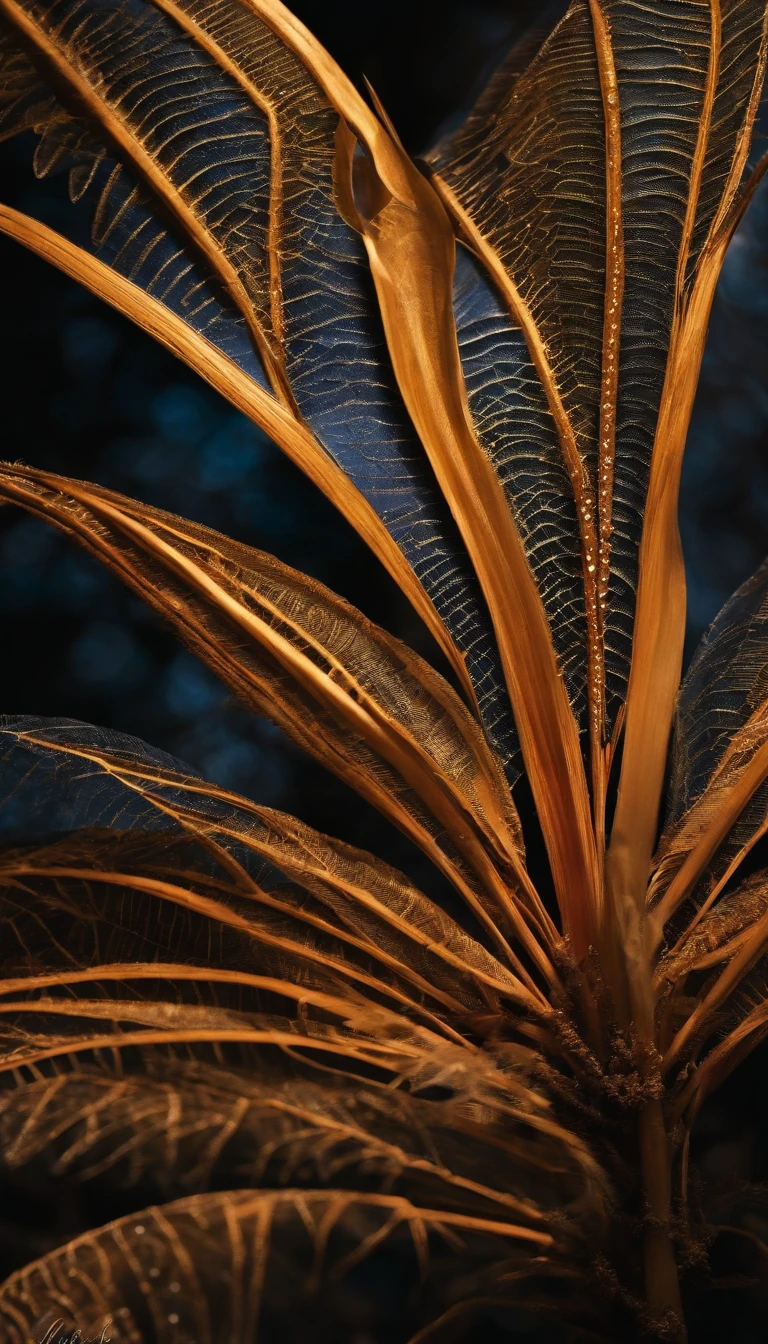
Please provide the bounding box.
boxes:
[601,882,687,1339]
[638,1098,686,1341]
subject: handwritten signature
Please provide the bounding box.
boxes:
[37,1324,111,1344]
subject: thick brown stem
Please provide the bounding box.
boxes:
[638,1099,686,1341]
[605,890,687,1339]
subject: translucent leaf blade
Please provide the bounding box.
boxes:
[0,470,559,981]
[0,717,530,1018]
[0,0,518,773]
[429,0,767,775]
[653,559,768,930]
[0,1188,562,1344]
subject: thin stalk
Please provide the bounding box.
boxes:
[624,922,686,1336]
[637,1099,686,1340]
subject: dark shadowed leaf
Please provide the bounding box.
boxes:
[0,719,606,1341]
[0,1188,572,1344]
[0,468,562,987]
[0,0,518,776]
[653,558,768,933]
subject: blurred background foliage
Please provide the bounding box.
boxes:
[1,1,768,1334]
